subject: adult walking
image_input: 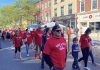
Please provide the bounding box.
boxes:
[78,28,92,70]
[41,27,52,69]
[43,24,67,70]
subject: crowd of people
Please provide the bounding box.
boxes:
[0,23,96,70]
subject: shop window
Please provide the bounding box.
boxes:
[81,22,87,27]
[89,22,100,32]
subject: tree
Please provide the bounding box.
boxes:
[0,0,39,29]
[15,0,39,24]
[0,5,18,27]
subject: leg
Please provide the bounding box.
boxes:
[83,48,89,67]
[15,47,17,58]
[18,47,22,59]
[78,49,84,62]
[89,50,94,64]
[72,59,76,69]
[26,44,29,56]
[41,52,44,69]
[34,45,39,58]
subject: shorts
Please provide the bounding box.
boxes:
[15,47,21,53]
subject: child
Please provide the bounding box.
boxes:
[13,30,23,59]
[72,37,80,70]
[25,29,33,56]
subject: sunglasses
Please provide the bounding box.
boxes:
[55,30,61,32]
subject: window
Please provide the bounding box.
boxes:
[47,1,51,7]
[91,0,98,10]
[54,0,57,4]
[61,6,64,16]
[80,0,85,12]
[89,22,100,32]
[61,0,64,2]
[45,3,47,8]
[68,4,72,14]
[54,8,57,17]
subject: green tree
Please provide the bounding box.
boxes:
[0,0,39,28]
[15,0,39,24]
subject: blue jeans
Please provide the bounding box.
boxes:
[72,52,79,69]
[26,43,31,54]
[89,50,94,63]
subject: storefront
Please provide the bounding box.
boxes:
[77,12,100,40]
[54,14,76,29]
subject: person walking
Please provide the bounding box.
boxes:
[72,37,80,70]
[89,40,96,65]
[41,27,52,69]
[13,30,23,59]
[43,24,67,70]
[25,29,33,56]
[78,28,92,70]
[34,25,44,59]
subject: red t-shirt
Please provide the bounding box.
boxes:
[43,37,67,68]
[13,36,22,47]
[2,30,6,35]
[30,30,36,38]
[34,29,44,46]
[20,30,26,39]
[10,30,14,36]
[25,33,33,44]
[79,34,91,48]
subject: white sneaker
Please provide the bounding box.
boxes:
[19,57,23,60]
[84,67,90,70]
[27,54,29,56]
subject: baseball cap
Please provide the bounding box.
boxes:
[52,24,61,31]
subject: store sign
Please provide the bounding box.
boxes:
[89,15,92,19]
[95,14,100,18]
[78,13,100,20]
[83,16,88,19]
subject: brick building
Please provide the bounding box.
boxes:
[77,0,100,40]
[35,0,51,24]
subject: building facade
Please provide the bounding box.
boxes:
[77,0,100,39]
[51,0,77,29]
[35,0,51,24]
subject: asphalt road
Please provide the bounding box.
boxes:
[0,39,100,70]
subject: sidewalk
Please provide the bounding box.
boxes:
[64,54,100,70]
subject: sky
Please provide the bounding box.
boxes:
[0,0,15,7]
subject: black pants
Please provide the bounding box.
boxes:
[15,47,21,53]
[41,53,44,68]
[78,47,89,67]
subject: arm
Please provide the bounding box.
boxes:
[43,53,53,68]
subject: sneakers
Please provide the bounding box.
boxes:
[34,55,39,59]
[27,54,29,56]
[84,67,90,70]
